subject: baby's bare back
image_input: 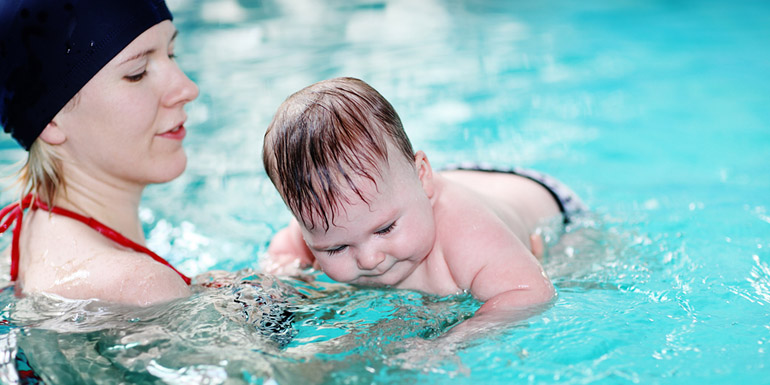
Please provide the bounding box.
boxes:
[439,169,562,238]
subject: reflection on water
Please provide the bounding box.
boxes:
[1,269,482,383]
[2,271,297,382]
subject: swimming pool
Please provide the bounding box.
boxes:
[1,0,769,383]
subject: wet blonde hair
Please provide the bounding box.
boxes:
[16,139,64,207]
[11,93,77,207]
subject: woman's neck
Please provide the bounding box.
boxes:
[52,172,146,245]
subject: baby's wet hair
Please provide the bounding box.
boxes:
[263,77,414,231]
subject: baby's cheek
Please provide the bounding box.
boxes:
[317,259,352,283]
[316,257,340,282]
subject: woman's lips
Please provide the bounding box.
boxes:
[158,125,186,140]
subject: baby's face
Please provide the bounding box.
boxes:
[300,155,436,287]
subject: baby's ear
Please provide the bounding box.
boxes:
[39,121,67,145]
[415,151,435,200]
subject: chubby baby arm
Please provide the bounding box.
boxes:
[471,250,555,317]
[436,245,554,344]
[263,219,318,275]
[475,272,554,316]
[445,229,556,330]
[392,241,554,366]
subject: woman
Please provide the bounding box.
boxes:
[0,0,199,306]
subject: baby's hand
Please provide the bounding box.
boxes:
[530,233,544,260]
[261,252,312,276]
[262,224,318,277]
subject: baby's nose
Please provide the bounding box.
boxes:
[357,251,385,270]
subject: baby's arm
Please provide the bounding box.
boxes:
[474,269,553,316]
[446,228,555,332]
[394,234,554,362]
[471,240,554,316]
[263,219,317,275]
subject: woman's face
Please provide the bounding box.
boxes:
[52,20,199,188]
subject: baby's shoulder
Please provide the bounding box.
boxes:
[436,201,524,260]
[434,180,514,235]
[434,187,530,257]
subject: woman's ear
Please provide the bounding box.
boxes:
[415,151,435,201]
[39,121,66,145]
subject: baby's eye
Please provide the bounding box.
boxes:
[326,245,348,255]
[168,53,177,60]
[124,71,146,82]
[375,221,396,235]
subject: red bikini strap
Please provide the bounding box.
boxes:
[0,194,33,281]
[0,194,191,285]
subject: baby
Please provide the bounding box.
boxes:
[262,77,586,323]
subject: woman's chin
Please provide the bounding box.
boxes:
[149,153,187,184]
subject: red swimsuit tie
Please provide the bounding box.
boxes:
[0,194,191,285]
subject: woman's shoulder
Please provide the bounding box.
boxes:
[22,247,190,306]
[80,249,191,306]
[20,212,190,306]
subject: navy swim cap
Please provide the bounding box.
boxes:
[0,0,173,150]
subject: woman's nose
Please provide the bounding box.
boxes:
[163,62,199,107]
[356,250,385,270]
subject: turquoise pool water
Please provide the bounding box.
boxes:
[1,0,769,383]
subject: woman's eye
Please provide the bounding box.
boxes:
[375,222,396,235]
[168,53,177,60]
[326,245,347,255]
[124,71,146,82]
